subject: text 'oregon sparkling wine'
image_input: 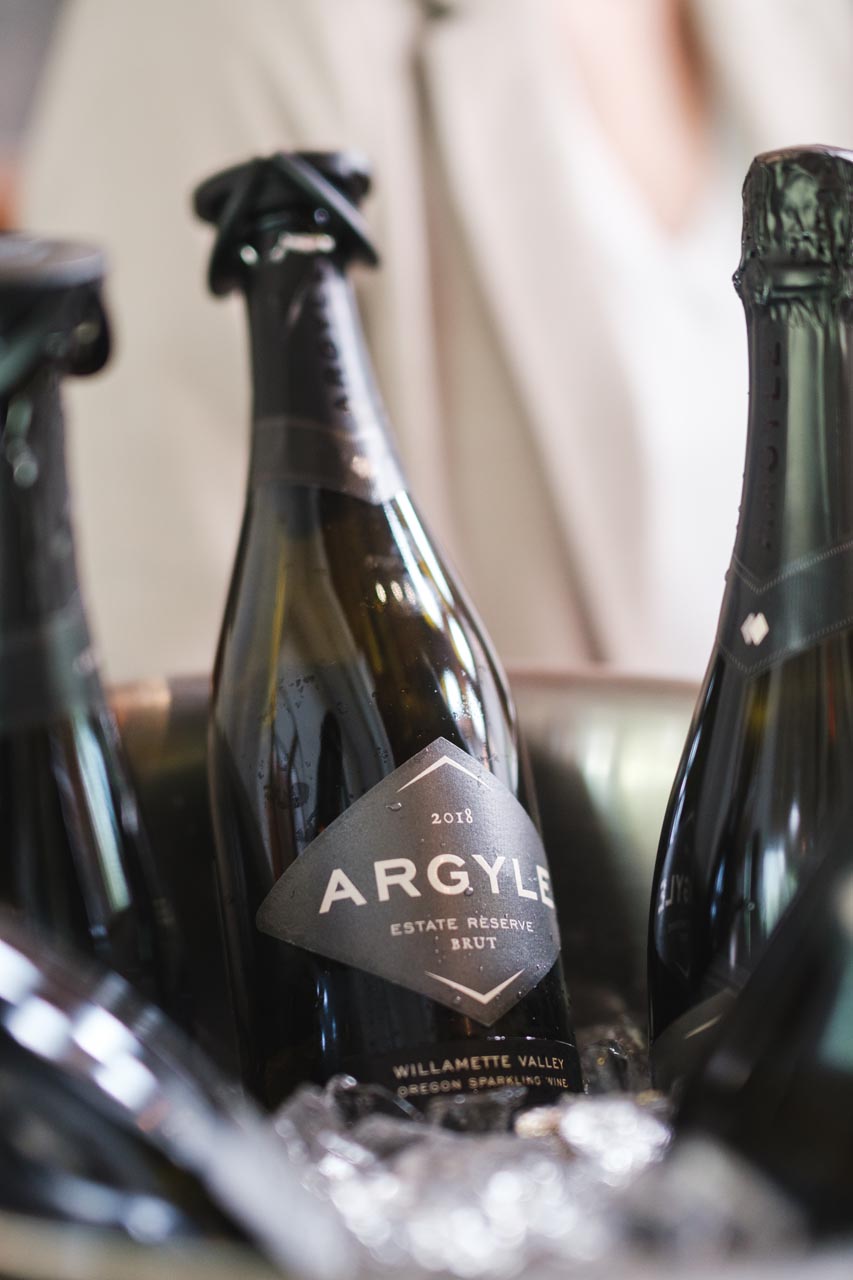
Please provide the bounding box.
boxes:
[196,152,581,1108]
[649,147,853,1087]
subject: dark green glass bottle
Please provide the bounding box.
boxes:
[0,234,180,1010]
[676,797,853,1233]
[649,147,853,1087]
[197,152,581,1108]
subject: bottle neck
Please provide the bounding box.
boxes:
[0,370,98,729]
[244,249,404,504]
[0,371,83,626]
[734,299,853,578]
[717,294,853,673]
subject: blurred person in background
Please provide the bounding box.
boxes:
[19,0,853,683]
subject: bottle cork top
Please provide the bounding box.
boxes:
[0,233,104,294]
[736,146,853,303]
[194,151,371,226]
[0,235,109,385]
[193,151,378,296]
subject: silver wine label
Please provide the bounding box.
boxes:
[256,737,561,1025]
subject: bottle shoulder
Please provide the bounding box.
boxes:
[216,488,512,719]
[211,487,525,865]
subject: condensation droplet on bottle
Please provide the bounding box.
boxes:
[386,802,402,812]
[12,453,38,488]
[50,529,73,558]
[6,395,33,436]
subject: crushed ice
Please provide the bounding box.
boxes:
[270,1019,807,1278]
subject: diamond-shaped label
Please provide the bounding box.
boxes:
[256,738,561,1025]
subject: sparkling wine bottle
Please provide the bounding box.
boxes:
[196,152,581,1107]
[649,147,853,1086]
[0,233,180,1010]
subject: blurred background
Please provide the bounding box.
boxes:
[2,0,852,685]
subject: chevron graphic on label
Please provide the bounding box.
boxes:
[424,968,525,1005]
[397,755,486,793]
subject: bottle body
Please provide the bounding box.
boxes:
[201,154,580,1107]
[0,253,180,1012]
[648,148,853,1085]
[0,1033,235,1241]
[675,792,853,1233]
[211,483,578,1103]
[0,701,167,1001]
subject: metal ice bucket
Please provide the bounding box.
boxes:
[1,670,850,1279]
